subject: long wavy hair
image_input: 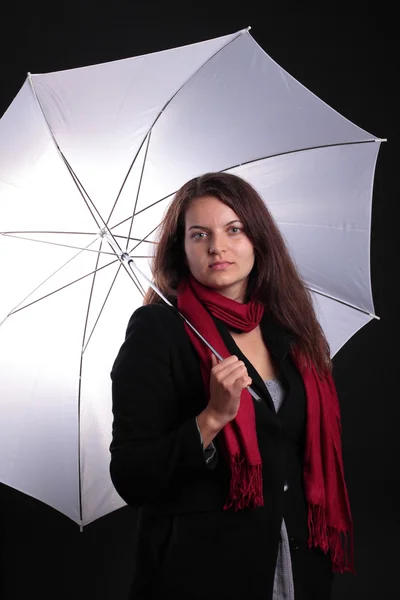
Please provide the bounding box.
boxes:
[143,172,331,373]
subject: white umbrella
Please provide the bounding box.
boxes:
[0,27,384,527]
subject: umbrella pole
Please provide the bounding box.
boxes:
[102,232,261,402]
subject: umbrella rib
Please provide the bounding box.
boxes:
[105,131,151,228]
[104,28,250,225]
[3,258,117,318]
[0,237,102,326]
[82,261,122,355]
[144,29,250,139]
[124,131,152,252]
[60,153,107,230]
[111,192,175,230]
[2,230,99,235]
[128,223,161,254]
[105,136,147,226]
[76,240,105,525]
[5,247,150,319]
[46,137,129,270]
[222,138,384,173]
[82,261,145,355]
[307,285,379,319]
[1,230,154,244]
[28,75,104,232]
[28,75,127,272]
[112,137,383,230]
[1,232,115,255]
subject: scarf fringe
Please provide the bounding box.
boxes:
[223,455,264,511]
[308,504,355,574]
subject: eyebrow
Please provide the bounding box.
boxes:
[188,219,243,231]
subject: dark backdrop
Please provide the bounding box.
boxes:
[0,4,396,599]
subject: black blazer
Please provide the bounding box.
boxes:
[110,302,332,600]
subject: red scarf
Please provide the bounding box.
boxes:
[177,276,354,573]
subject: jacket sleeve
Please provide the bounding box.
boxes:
[109,304,215,508]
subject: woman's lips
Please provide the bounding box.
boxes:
[209,262,232,270]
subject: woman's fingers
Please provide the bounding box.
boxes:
[211,354,241,375]
[211,355,251,389]
[213,357,245,380]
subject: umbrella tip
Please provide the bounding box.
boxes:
[246,25,252,31]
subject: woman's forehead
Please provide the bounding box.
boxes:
[185,195,239,226]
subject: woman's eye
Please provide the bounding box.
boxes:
[192,232,207,239]
[229,227,241,234]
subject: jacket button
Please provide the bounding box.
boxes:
[289,537,299,551]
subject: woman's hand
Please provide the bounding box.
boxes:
[208,353,252,425]
[197,354,252,447]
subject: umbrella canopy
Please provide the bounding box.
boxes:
[0,28,382,526]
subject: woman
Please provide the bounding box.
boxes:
[109,172,354,600]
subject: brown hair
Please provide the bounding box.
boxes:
[144,172,331,373]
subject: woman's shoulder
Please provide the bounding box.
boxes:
[111,302,185,379]
[125,301,182,337]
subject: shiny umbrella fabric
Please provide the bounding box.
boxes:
[0,28,383,525]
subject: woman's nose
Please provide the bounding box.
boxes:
[208,232,226,255]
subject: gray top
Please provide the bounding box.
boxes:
[265,378,294,600]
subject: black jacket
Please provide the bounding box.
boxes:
[110,302,333,600]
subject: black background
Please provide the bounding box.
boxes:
[0,3,396,599]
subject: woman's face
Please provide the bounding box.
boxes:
[184,195,255,303]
